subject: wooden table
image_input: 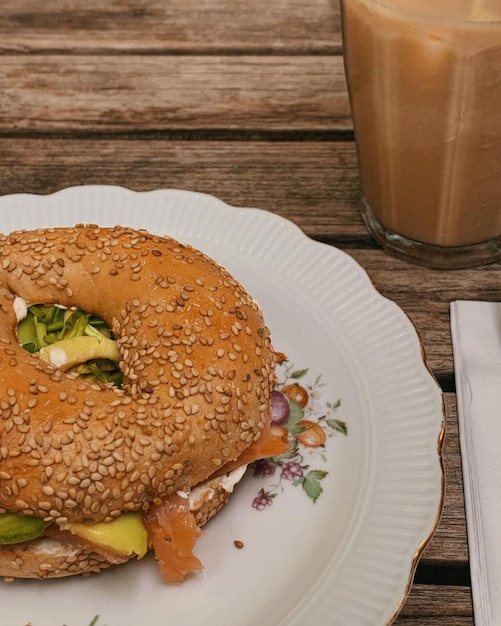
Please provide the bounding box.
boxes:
[0,1,477,624]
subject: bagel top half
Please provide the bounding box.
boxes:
[0,224,275,526]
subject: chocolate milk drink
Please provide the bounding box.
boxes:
[341,0,501,267]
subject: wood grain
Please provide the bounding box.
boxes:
[0,0,342,53]
[0,56,350,132]
[0,139,361,228]
[349,249,501,378]
[393,584,473,625]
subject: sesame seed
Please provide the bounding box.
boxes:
[39,563,54,571]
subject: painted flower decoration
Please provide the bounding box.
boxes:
[251,361,347,508]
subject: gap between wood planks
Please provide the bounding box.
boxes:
[414,562,471,587]
[0,129,355,141]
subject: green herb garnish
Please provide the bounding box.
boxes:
[18,304,123,387]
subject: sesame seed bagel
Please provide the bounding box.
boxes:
[0,224,275,527]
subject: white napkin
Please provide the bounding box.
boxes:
[450,300,501,626]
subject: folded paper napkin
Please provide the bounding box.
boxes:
[450,300,501,626]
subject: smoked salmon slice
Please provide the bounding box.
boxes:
[143,494,204,584]
[144,423,288,583]
[213,422,289,479]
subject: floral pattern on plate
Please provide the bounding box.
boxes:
[251,360,347,509]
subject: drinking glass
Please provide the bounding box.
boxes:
[341,0,501,268]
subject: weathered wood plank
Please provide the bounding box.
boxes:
[348,248,501,377]
[393,584,473,625]
[0,0,342,53]
[0,139,361,228]
[0,56,350,132]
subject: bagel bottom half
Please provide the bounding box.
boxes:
[0,470,239,580]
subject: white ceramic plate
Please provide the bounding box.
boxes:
[0,186,444,626]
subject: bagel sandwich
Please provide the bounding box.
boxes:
[0,224,288,582]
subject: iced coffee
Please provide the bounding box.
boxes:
[341,0,501,268]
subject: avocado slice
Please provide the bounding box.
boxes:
[67,512,148,558]
[0,510,148,558]
[39,335,120,371]
[0,512,50,545]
